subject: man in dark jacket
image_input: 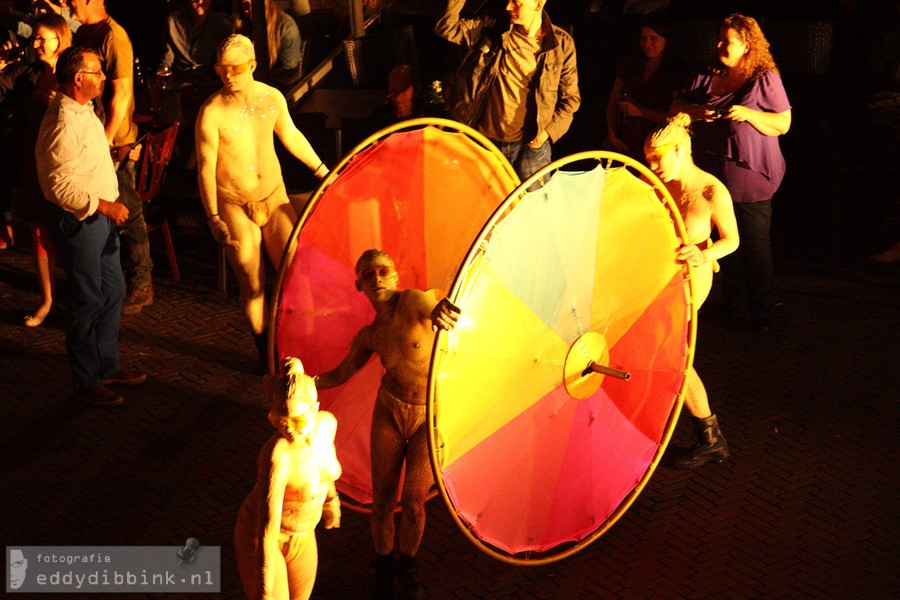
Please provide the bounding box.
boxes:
[435,0,580,187]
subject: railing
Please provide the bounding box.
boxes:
[284,0,402,106]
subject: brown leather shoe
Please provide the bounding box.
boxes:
[76,386,124,407]
[122,283,154,315]
[102,370,148,386]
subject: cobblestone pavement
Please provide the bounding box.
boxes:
[2,237,897,599]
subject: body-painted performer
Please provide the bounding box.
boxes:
[314,250,460,599]
[196,34,327,370]
[235,356,342,600]
[644,113,739,469]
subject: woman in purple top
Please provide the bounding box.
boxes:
[671,14,791,329]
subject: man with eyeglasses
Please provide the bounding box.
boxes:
[67,0,154,314]
[196,34,327,373]
[36,46,147,407]
[314,249,460,599]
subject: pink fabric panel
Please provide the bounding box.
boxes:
[277,243,372,375]
[603,270,688,442]
[298,131,429,284]
[442,385,655,553]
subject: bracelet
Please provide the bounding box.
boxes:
[314,162,325,173]
[207,214,219,221]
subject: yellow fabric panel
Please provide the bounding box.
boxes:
[433,257,569,470]
[481,168,603,345]
[590,168,682,346]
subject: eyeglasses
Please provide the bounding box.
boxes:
[78,70,104,77]
[357,265,397,284]
[214,61,252,76]
[33,36,58,45]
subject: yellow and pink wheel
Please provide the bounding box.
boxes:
[272,118,519,510]
[428,151,697,563]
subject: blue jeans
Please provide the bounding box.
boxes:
[47,205,125,393]
[493,139,552,191]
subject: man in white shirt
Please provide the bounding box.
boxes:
[36,45,147,407]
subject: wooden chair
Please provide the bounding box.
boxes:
[135,121,181,281]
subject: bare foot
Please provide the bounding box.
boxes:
[24,305,51,327]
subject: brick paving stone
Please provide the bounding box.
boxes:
[3,236,899,599]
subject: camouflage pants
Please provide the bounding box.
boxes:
[116,162,153,288]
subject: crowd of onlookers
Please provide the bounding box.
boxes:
[0,0,895,338]
[0,0,357,325]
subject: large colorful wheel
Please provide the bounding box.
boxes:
[428,152,697,563]
[271,118,519,510]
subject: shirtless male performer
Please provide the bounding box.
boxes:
[315,250,460,600]
[196,34,327,370]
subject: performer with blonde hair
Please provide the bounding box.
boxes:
[234,357,342,599]
[644,113,740,469]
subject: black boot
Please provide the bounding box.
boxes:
[373,553,395,600]
[397,554,425,600]
[673,414,730,469]
[252,330,269,375]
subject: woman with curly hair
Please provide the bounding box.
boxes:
[644,113,739,469]
[671,14,791,330]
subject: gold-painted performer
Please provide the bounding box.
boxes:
[644,113,739,469]
[314,250,460,599]
[234,357,342,599]
[196,34,327,370]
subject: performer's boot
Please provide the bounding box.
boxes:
[373,553,395,600]
[397,554,425,600]
[252,330,268,375]
[673,414,730,469]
